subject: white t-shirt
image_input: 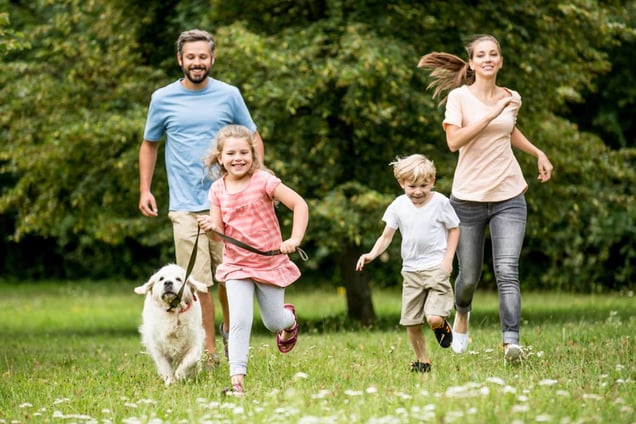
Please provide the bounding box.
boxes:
[382,192,459,272]
[443,85,527,202]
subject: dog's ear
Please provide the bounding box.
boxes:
[134,280,154,295]
[187,276,208,293]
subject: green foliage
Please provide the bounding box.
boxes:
[0,0,635,291]
[0,11,30,54]
[0,0,173,277]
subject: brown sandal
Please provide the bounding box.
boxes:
[276,304,298,353]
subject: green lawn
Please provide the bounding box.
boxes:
[0,281,633,423]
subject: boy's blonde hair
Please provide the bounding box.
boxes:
[390,154,436,184]
[203,124,263,179]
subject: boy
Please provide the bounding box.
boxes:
[356,154,459,373]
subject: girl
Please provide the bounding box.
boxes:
[418,34,553,363]
[197,124,308,394]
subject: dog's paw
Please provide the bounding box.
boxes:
[163,375,176,386]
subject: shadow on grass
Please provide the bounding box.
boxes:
[294,303,629,334]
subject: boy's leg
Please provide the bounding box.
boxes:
[406,325,428,363]
[423,268,454,348]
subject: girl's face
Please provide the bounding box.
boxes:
[219,136,253,180]
[400,178,435,207]
[469,40,503,78]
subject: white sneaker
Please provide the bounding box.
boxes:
[451,312,470,354]
[504,344,524,364]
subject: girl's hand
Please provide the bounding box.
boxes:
[280,238,301,255]
[196,215,217,233]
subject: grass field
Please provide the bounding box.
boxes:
[0,280,634,423]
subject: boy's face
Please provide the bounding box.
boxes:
[399,178,435,207]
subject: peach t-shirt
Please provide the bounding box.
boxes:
[443,85,527,202]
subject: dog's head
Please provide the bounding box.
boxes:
[134,264,208,310]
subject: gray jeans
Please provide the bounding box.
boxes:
[450,193,527,345]
[226,279,295,377]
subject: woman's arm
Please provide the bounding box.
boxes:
[445,96,519,152]
[511,127,554,182]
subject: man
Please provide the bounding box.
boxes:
[138,29,265,366]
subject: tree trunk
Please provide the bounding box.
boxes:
[336,243,376,325]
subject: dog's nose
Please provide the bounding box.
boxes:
[164,281,174,291]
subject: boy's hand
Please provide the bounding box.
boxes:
[356,254,373,271]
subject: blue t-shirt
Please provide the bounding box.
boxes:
[144,77,257,211]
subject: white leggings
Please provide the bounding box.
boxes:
[226,279,295,377]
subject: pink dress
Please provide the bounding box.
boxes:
[209,170,301,287]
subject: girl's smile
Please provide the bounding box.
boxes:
[219,136,254,180]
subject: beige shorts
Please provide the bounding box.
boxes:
[399,267,454,326]
[168,210,223,287]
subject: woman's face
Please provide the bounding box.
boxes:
[469,40,503,78]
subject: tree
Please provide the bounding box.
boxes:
[1,0,634,311]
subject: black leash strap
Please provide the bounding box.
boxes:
[210,229,308,261]
[167,227,200,312]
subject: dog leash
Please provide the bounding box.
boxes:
[166,228,200,312]
[209,228,309,261]
[167,226,307,312]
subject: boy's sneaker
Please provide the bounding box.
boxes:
[433,320,453,348]
[504,344,524,364]
[410,361,432,373]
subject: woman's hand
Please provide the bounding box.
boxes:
[537,151,554,183]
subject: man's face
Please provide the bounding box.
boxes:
[177,40,214,86]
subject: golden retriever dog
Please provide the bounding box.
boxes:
[134,264,208,386]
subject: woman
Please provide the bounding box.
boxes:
[418,34,553,363]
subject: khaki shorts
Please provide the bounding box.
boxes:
[399,267,454,326]
[169,210,223,287]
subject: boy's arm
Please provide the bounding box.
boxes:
[440,226,460,274]
[356,225,396,271]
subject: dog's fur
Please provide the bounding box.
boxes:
[134,264,208,386]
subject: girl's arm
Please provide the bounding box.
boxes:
[273,183,309,254]
[196,203,224,241]
[510,127,553,182]
[355,225,396,271]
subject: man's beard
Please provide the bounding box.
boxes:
[183,66,210,84]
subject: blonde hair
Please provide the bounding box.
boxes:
[417,34,502,105]
[203,124,263,179]
[390,154,436,185]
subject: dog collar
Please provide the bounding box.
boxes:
[178,302,192,314]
